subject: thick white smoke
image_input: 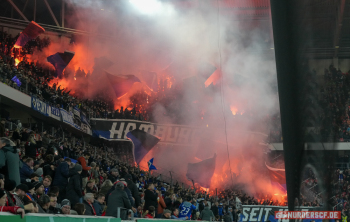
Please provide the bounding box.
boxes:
[32,0,280,195]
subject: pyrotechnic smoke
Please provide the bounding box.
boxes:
[30,0,281,197]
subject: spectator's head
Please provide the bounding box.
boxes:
[48,186,59,197]
[116,181,125,190]
[148,206,156,217]
[26,182,35,195]
[163,209,171,218]
[4,179,16,192]
[83,152,90,159]
[0,189,6,206]
[172,208,179,216]
[15,184,28,197]
[96,194,105,204]
[147,182,154,190]
[30,173,40,182]
[110,168,119,177]
[45,154,54,163]
[186,196,192,202]
[74,164,82,174]
[48,193,58,207]
[38,194,50,210]
[61,199,71,215]
[74,203,85,215]
[101,179,113,188]
[34,182,44,195]
[84,193,94,204]
[90,162,96,168]
[25,157,34,167]
[43,175,52,187]
[87,179,95,189]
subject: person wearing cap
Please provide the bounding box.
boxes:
[200,203,215,221]
[61,199,71,215]
[65,164,83,207]
[0,137,21,186]
[25,182,35,201]
[108,168,119,184]
[106,181,133,219]
[0,189,25,217]
[162,209,172,219]
[33,182,44,202]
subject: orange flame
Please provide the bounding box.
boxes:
[230,105,238,115]
[15,58,20,66]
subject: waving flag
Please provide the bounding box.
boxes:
[148,158,157,171]
[11,76,22,87]
[126,129,160,165]
[140,70,157,91]
[47,51,75,77]
[105,72,141,98]
[265,163,287,193]
[14,21,45,48]
[186,154,216,188]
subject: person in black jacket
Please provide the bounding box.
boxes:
[65,164,83,207]
[25,135,40,159]
[211,202,219,217]
[144,182,159,212]
[125,174,140,208]
[83,193,96,215]
[53,158,72,202]
[106,182,133,219]
[41,154,55,179]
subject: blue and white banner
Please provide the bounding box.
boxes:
[60,108,74,125]
[73,107,81,118]
[31,97,50,116]
[50,106,61,120]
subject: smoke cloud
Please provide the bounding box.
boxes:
[30,0,280,197]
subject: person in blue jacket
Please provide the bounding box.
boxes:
[179,196,196,219]
[218,203,224,220]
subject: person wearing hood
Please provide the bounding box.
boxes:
[65,164,83,206]
[200,203,215,221]
[0,137,21,185]
[179,196,196,219]
[106,181,133,219]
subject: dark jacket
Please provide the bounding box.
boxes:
[41,161,55,179]
[211,205,219,216]
[106,187,132,219]
[0,145,21,185]
[164,197,174,209]
[25,141,39,159]
[83,200,96,216]
[20,163,34,183]
[224,214,233,222]
[126,178,140,207]
[107,173,118,184]
[200,206,215,221]
[144,189,158,211]
[53,161,70,187]
[65,170,83,206]
[93,200,104,216]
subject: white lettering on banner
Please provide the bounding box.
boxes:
[249,208,259,222]
[139,124,155,135]
[166,127,179,143]
[110,122,125,139]
[154,125,167,141]
[242,208,250,221]
[124,123,137,139]
[177,128,191,143]
[263,208,272,221]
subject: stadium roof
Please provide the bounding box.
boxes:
[0,0,349,58]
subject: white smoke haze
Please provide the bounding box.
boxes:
[31,0,281,195]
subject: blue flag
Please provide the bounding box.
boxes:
[126,129,160,165]
[148,158,157,171]
[186,154,216,188]
[11,75,22,87]
[47,51,75,77]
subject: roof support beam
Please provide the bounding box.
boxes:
[334,0,346,58]
[43,0,60,27]
[6,0,29,21]
[22,0,28,13]
[61,0,65,27]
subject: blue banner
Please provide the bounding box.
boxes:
[31,97,50,116]
[50,106,61,120]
